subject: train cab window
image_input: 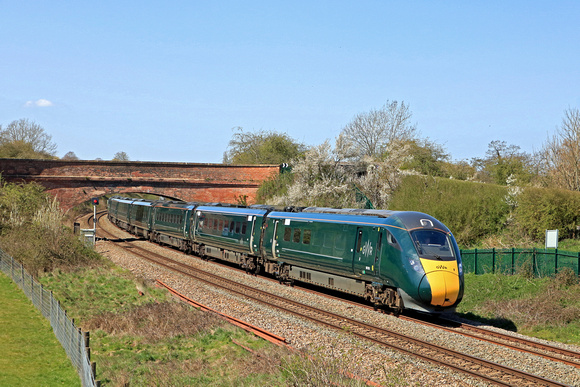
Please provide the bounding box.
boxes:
[293,228,301,243]
[284,227,292,242]
[303,229,311,244]
[411,230,454,260]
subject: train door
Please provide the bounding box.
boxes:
[271,220,280,259]
[353,227,378,276]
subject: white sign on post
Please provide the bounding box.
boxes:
[545,229,558,249]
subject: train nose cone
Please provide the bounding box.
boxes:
[418,260,461,307]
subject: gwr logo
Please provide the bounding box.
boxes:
[436,265,448,270]
[362,240,373,257]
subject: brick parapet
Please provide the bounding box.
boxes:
[0,159,279,210]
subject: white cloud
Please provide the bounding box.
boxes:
[24,99,54,107]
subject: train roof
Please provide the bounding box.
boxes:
[302,207,396,218]
[195,205,270,216]
[268,208,450,233]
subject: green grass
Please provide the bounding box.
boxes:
[0,272,80,386]
[456,272,580,344]
[39,266,292,386]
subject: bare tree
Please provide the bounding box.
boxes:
[0,118,57,158]
[112,151,130,161]
[62,151,79,160]
[541,108,580,191]
[340,100,417,159]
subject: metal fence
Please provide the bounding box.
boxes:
[460,248,580,277]
[0,248,98,387]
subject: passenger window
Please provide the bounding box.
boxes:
[284,228,292,242]
[386,230,401,250]
[230,221,235,233]
[235,222,241,234]
[303,229,311,244]
[219,220,223,231]
[241,223,247,235]
[293,228,301,243]
[356,230,363,252]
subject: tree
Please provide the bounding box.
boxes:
[541,108,580,191]
[223,127,306,164]
[339,100,417,160]
[112,151,130,161]
[472,140,534,185]
[399,138,450,176]
[0,119,57,159]
[62,151,79,160]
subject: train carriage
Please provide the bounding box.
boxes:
[129,199,155,238]
[150,201,197,251]
[107,197,134,231]
[193,205,269,271]
[261,207,464,313]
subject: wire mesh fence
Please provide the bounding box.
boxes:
[460,248,580,277]
[0,248,98,387]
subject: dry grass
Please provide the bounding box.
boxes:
[85,302,225,342]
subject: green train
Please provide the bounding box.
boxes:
[108,196,464,314]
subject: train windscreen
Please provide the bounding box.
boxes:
[411,230,455,260]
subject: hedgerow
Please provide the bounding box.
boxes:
[0,179,101,275]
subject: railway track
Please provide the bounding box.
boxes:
[94,212,570,386]
[401,314,580,370]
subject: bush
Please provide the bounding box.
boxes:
[0,180,101,275]
[388,175,511,246]
[513,187,580,241]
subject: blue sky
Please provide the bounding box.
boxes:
[1,1,579,163]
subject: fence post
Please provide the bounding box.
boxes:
[84,331,91,362]
[533,248,537,277]
[474,248,478,275]
[492,248,496,274]
[555,248,558,275]
[511,248,515,275]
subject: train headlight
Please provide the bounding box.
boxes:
[458,261,463,275]
[409,259,425,274]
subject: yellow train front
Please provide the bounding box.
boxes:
[382,211,464,313]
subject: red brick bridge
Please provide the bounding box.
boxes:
[0,159,280,211]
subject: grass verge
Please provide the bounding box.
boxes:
[456,271,580,344]
[38,264,377,386]
[0,272,80,386]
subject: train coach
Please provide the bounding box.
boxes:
[107,196,464,314]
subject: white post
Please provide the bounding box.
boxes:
[93,200,97,244]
